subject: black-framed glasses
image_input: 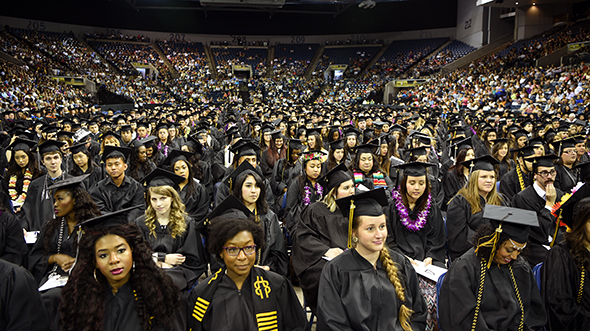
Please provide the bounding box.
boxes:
[537,170,556,178]
[222,245,257,256]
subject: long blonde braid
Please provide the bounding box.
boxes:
[380,247,414,331]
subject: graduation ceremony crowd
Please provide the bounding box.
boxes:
[3,24,590,331]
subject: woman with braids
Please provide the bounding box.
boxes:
[187,215,308,331]
[135,169,207,291]
[542,187,590,330]
[28,175,101,324]
[59,209,180,331]
[438,205,546,331]
[68,143,105,189]
[1,138,42,215]
[317,188,427,331]
[126,138,157,182]
[292,163,355,315]
[231,167,288,276]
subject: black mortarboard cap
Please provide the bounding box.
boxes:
[351,144,378,154]
[230,140,260,157]
[344,127,360,137]
[527,137,545,147]
[102,145,132,162]
[306,128,321,137]
[68,143,88,155]
[205,195,253,226]
[405,147,428,160]
[329,139,345,150]
[288,139,304,150]
[57,131,75,139]
[38,140,65,155]
[226,159,263,191]
[512,146,536,158]
[99,131,121,142]
[531,154,558,170]
[77,206,142,231]
[270,129,283,140]
[483,204,539,243]
[556,183,590,229]
[461,155,500,172]
[140,168,185,188]
[47,174,90,191]
[574,161,590,182]
[336,188,388,249]
[395,162,435,177]
[161,149,193,167]
[490,138,510,145]
[551,138,576,155]
[391,124,406,133]
[9,138,36,151]
[318,162,352,192]
[120,124,132,132]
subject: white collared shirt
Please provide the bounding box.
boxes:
[533,181,554,211]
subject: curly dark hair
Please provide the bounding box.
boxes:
[43,187,101,252]
[565,197,590,269]
[127,146,156,182]
[59,223,179,331]
[5,149,42,179]
[207,215,265,263]
[231,170,268,215]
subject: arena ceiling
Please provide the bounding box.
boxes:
[2,0,458,35]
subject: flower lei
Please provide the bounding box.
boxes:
[157,141,170,157]
[392,187,432,232]
[9,169,33,206]
[303,182,323,206]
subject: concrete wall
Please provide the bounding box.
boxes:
[456,0,485,47]
[0,15,456,46]
[516,3,569,40]
[489,7,514,43]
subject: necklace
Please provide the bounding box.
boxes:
[392,188,432,232]
[8,169,32,206]
[303,181,323,206]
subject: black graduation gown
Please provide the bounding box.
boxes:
[75,163,106,189]
[291,202,348,314]
[441,169,467,208]
[446,194,509,261]
[428,174,445,209]
[497,159,515,181]
[385,198,446,266]
[103,282,143,331]
[127,160,156,183]
[499,166,532,202]
[270,158,301,197]
[317,248,427,331]
[187,270,308,331]
[511,186,565,266]
[28,219,76,285]
[215,172,275,212]
[258,210,289,276]
[541,243,590,331]
[0,259,49,331]
[135,216,207,289]
[554,164,577,193]
[179,179,210,224]
[284,178,322,236]
[0,212,28,266]
[439,249,546,331]
[259,150,274,179]
[351,169,394,195]
[89,175,146,223]
[21,173,77,231]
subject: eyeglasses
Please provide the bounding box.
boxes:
[562,150,577,155]
[537,170,556,178]
[222,245,257,256]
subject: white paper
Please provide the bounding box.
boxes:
[24,231,39,244]
[322,256,333,261]
[38,274,68,292]
[412,261,447,282]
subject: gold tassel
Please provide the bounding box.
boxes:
[347,200,356,249]
[474,224,503,269]
[550,210,561,248]
[229,178,232,192]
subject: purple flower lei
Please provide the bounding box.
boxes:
[303,182,324,206]
[157,142,170,157]
[392,187,432,232]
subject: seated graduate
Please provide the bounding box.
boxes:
[59,207,181,331]
[348,143,394,193]
[541,185,590,331]
[317,188,427,331]
[0,191,28,266]
[126,137,157,182]
[446,155,509,261]
[323,139,348,172]
[28,175,100,325]
[441,139,474,208]
[386,161,445,331]
[21,140,74,232]
[270,138,303,197]
[229,163,289,276]
[512,154,565,266]
[439,205,547,331]
[551,138,579,193]
[499,145,536,202]
[162,149,210,224]
[89,145,146,223]
[491,138,515,181]
[284,150,326,235]
[0,259,49,331]
[187,214,309,331]
[135,168,208,291]
[68,142,105,189]
[180,134,215,199]
[92,130,121,166]
[405,147,444,208]
[260,129,286,179]
[291,163,355,315]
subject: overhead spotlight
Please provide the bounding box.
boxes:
[532,2,535,5]
[515,1,518,4]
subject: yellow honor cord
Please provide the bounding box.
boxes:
[347,200,356,249]
[474,224,503,269]
[550,210,561,248]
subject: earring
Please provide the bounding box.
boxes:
[352,237,359,243]
[94,269,99,283]
[133,261,136,273]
